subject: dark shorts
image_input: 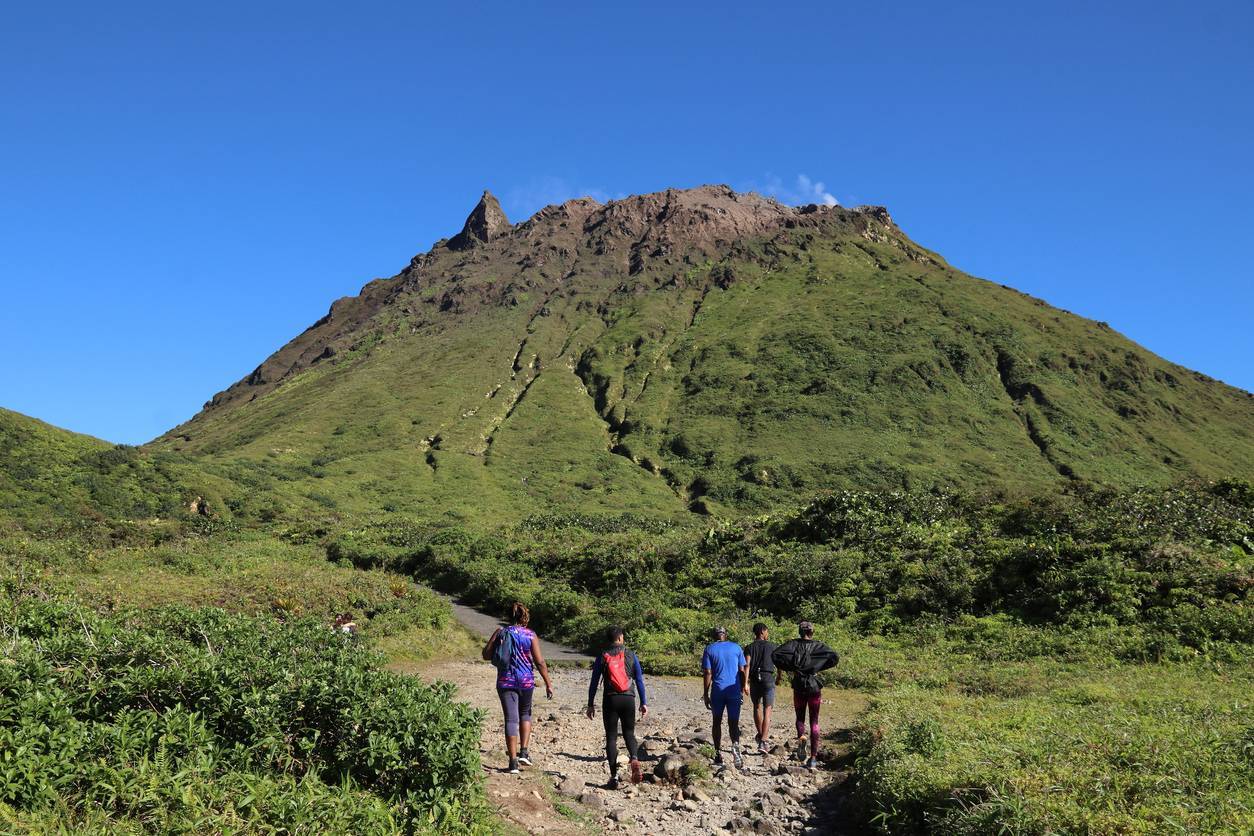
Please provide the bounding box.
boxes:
[749,678,775,707]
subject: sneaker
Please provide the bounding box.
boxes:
[732,743,745,769]
[794,736,809,762]
[607,773,620,790]
[629,759,643,785]
[508,758,520,774]
[713,752,724,766]
[758,739,769,754]
[806,757,818,771]
[517,748,532,766]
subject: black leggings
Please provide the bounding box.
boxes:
[602,693,638,771]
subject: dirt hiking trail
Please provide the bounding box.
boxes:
[415,650,868,835]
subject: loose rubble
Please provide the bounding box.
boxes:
[417,660,864,834]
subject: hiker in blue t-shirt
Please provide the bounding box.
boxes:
[701,625,749,768]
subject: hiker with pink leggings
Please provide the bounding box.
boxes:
[771,621,840,770]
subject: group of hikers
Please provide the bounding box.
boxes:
[482,604,839,784]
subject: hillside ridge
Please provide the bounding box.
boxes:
[183,185,909,419]
[140,184,1251,522]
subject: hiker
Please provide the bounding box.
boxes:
[701,625,749,768]
[332,612,359,637]
[744,622,782,753]
[482,602,554,773]
[771,621,840,770]
[585,625,649,788]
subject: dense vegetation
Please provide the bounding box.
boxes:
[0,519,487,833]
[331,480,1252,666]
[0,408,233,539]
[330,480,1253,833]
[0,593,486,833]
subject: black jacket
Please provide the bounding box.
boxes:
[772,638,839,692]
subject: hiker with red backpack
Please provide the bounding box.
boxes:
[483,602,554,774]
[586,625,649,788]
[771,621,839,771]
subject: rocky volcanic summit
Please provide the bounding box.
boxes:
[158,184,1254,519]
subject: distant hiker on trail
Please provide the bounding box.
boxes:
[744,622,782,753]
[586,625,649,788]
[701,625,749,768]
[482,602,554,774]
[772,621,839,771]
[332,612,359,637]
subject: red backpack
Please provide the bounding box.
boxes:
[603,649,634,694]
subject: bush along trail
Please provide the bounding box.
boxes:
[422,607,869,835]
[345,482,1253,833]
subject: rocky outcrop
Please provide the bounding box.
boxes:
[447,190,511,250]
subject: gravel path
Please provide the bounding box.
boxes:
[418,658,868,835]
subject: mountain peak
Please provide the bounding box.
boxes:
[448,189,510,250]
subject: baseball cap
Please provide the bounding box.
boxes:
[712,625,728,637]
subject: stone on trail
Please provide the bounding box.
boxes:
[578,791,604,809]
[609,808,630,822]
[555,776,583,798]
[683,785,712,803]
[653,753,686,782]
[774,763,809,777]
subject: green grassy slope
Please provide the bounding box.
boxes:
[145,187,1252,523]
[0,407,232,535]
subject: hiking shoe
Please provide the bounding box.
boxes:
[794,736,809,761]
[517,748,532,766]
[758,739,769,754]
[629,759,643,785]
[713,752,724,766]
[507,758,521,774]
[607,773,620,790]
[732,743,745,769]
[806,757,819,771]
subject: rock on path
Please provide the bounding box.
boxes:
[417,659,867,835]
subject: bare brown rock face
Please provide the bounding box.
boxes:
[448,190,511,250]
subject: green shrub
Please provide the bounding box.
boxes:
[0,598,487,832]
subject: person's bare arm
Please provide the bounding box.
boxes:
[702,669,712,708]
[531,638,554,698]
[481,628,500,661]
[740,662,749,696]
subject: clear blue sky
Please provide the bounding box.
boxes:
[2,1,1251,444]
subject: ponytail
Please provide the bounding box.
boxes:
[510,602,530,626]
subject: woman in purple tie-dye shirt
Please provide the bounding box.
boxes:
[482,602,554,773]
